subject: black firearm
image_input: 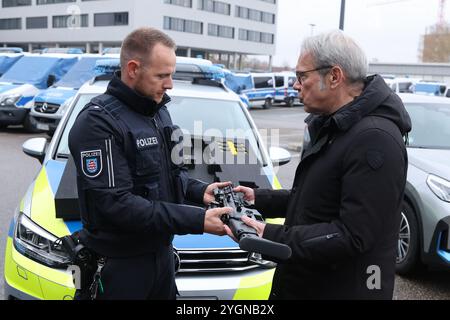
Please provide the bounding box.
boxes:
[209,185,292,260]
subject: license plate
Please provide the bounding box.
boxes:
[36,123,49,131]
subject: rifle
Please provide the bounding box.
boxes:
[209,185,292,260]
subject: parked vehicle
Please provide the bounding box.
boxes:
[42,48,84,54]
[231,72,275,109]
[389,77,419,94]
[0,52,23,77]
[396,93,450,274]
[0,47,23,54]
[274,72,299,107]
[0,54,78,130]
[3,60,291,300]
[29,55,119,134]
[414,81,448,96]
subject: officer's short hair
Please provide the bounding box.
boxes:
[120,27,176,68]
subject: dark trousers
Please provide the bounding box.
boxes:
[97,247,177,300]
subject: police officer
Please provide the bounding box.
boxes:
[68,27,231,300]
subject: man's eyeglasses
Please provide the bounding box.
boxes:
[295,65,333,84]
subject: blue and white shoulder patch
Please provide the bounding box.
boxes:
[81,150,103,178]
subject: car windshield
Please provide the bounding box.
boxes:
[405,102,450,149]
[56,94,265,164]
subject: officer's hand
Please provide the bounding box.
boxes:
[233,185,255,203]
[204,207,232,236]
[203,181,232,205]
[241,215,265,238]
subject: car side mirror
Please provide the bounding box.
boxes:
[23,138,47,164]
[47,74,56,88]
[269,147,291,167]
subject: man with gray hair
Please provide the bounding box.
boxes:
[232,30,412,299]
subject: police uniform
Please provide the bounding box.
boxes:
[68,73,208,300]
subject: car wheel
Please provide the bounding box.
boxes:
[263,98,272,109]
[286,97,295,108]
[395,201,420,275]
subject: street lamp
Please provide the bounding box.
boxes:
[309,23,316,36]
[340,0,346,30]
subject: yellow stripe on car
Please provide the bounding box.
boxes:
[233,269,275,300]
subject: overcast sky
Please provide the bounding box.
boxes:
[273,0,442,67]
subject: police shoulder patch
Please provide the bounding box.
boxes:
[81,150,103,178]
[366,149,385,170]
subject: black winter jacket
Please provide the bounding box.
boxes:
[69,75,208,258]
[255,75,412,299]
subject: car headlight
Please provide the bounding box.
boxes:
[427,175,450,203]
[0,94,22,106]
[13,213,72,268]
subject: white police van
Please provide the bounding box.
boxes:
[29,55,119,135]
[0,54,78,131]
[274,72,299,107]
[226,72,275,109]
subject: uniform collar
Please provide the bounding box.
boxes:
[106,71,171,117]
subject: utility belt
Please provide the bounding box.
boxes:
[60,232,106,300]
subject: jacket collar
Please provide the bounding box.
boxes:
[306,75,399,135]
[106,71,171,117]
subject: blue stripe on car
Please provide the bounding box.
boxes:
[45,160,66,195]
[8,218,15,237]
[173,234,237,249]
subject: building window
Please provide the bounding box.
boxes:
[239,28,274,44]
[94,12,129,26]
[26,16,48,29]
[2,0,31,7]
[53,14,88,28]
[235,6,275,24]
[163,16,203,34]
[198,0,230,15]
[164,0,192,8]
[37,0,75,4]
[208,23,234,39]
[0,18,21,30]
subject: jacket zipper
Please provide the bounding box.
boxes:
[152,115,175,201]
[301,233,340,246]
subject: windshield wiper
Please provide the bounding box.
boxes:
[56,153,69,159]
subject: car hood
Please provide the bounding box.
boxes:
[34,87,77,105]
[408,148,450,180]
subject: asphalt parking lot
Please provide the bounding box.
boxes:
[0,104,449,300]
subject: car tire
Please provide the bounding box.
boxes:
[396,201,421,275]
[286,97,295,108]
[263,98,272,109]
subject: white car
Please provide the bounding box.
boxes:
[396,93,450,274]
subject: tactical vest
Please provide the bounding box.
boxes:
[88,94,186,206]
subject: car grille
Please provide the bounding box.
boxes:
[177,249,260,273]
[34,102,60,114]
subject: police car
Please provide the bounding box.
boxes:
[0,54,78,131]
[3,59,291,300]
[29,56,120,135]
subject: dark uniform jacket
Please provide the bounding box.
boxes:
[69,74,208,258]
[255,75,412,299]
